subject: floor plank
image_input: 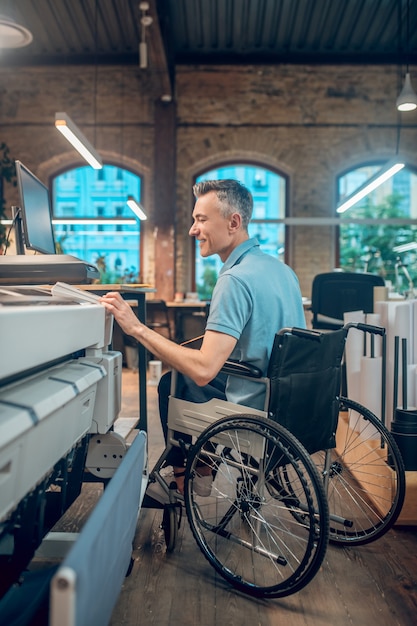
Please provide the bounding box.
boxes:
[108,369,417,626]
[32,368,416,626]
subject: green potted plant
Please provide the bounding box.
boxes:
[0,142,17,253]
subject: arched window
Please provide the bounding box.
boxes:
[194,164,286,299]
[52,164,142,283]
[337,163,417,294]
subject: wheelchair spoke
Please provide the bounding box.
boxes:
[184,415,329,598]
[317,398,406,545]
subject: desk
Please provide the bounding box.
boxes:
[80,284,154,431]
[166,301,210,343]
[167,299,311,340]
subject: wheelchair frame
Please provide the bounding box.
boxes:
[143,322,406,598]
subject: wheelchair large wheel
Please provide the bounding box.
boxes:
[314,397,406,546]
[183,414,329,598]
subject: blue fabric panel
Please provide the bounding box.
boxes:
[53,431,147,626]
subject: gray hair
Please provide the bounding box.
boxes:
[193,179,253,230]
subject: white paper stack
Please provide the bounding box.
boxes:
[344,310,365,404]
[51,282,113,347]
[359,356,382,436]
[51,281,102,304]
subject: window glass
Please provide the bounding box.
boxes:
[338,165,417,295]
[195,165,286,299]
[53,165,141,283]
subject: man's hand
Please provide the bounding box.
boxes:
[100,292,141,337]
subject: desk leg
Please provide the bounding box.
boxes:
[123,293,147,432]
[137,343,147,431]
[136,295,147,432]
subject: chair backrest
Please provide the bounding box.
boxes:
[146,300,172,338]
[147,299,168,310]
[267,328,348,454]
[311,271,385,329]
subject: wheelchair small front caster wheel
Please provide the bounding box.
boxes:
[162,504,178,552]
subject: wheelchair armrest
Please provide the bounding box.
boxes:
[278,326,324,340]
[169,358,263,398]
[221,359,263,378]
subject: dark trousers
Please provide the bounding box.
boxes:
[158,370,227,467]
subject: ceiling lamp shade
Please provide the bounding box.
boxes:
[336,160,405,214]
[396,73,417,111]
[55,112,103,169]
[127,196,147,220]
[0,14,32,48]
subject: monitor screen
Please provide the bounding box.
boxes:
[15,160,56,255]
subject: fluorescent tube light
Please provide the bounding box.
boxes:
[55,112,103,169]
[392,241,417,253]
[127,196,147,220]
[336,161,405,214]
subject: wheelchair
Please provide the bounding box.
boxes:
[143,322,406,598]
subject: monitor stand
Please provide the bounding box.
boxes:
[11,206,25,255]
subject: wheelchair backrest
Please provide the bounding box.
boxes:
[267,327,348,454]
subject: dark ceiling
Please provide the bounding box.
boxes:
[0,0,416,69]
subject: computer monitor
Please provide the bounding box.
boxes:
[15,160,56,255]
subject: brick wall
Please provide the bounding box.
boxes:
[174,64,417,296]
[1,62,416,298]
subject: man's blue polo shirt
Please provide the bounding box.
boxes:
[205,238,306,410]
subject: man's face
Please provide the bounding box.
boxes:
[189,191,236,262]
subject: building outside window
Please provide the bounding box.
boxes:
[194,165,286,299]
[53,164,141,283]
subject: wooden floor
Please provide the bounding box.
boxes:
[104,369,417,626]
[45,368,417,626]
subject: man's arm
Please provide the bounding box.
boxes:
[100,292,237,386]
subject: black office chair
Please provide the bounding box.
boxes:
[310,271,385,330]
[146,299,172,340]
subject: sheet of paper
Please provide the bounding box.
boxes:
[51,282,102,304]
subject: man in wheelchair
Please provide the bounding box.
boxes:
[101,179,306,496]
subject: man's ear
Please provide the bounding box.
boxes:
[229,212,242,231]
